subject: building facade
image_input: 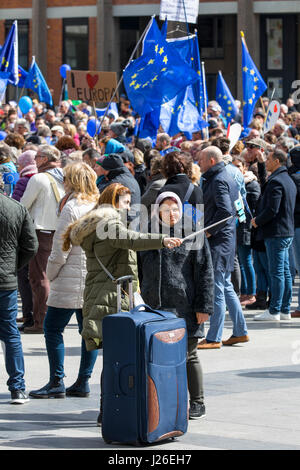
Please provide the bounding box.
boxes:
[0,0,299,106]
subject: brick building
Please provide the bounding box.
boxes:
[0,0,299,105]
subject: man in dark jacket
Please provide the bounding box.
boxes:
[252,149,297,321]
[96,153,141,223]
[197,146,249,348]
[0,193,38,403]
[288,145,300,318]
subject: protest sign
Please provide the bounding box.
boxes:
[228,123,242,151]
[66,70,118,104]
[263,100,280,134]
[160,0,199,24]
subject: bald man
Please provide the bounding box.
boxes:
[197,146,249,349]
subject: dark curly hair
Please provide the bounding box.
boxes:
[161,151,193,179]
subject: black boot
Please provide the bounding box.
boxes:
[246,291,267,310]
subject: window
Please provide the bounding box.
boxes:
[63,18,89,70]
[119,17,140,72]
[197,17,224,59]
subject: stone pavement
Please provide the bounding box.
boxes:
[1,282,300,451]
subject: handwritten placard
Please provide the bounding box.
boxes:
[66,70,118,103]
[160,0,199,24]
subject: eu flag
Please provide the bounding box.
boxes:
[0,21,18,85]
[137,18,169,142]
[9,65,28,88]
[25,57,53,106]
[216,71,238,125]
[241,32,267,129]
[159,34,207,137]
[124,19,198,116]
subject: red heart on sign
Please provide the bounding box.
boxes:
[86,73,99,89]
[274,104,278,113]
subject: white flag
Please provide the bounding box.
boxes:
[160,0,199,24]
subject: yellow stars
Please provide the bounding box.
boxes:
[254,76,258,82]
[131,73,137,79]
[130,80,136,87]
[155,44,159,53]
[197,70,201,75]
[177,105,182,111]
[250,69,255,75]
[223,95,227,100]
[142,82,149,88]
[161,67,167,72]
[254,85,258,91]
[243,66,248,73]
[147,59,154,65]
[248,98,253,105]
[159,47,164,55]
[134,83,141,90]
[163,55,168,65]
[151,75,158,82]
[227,100,231,105]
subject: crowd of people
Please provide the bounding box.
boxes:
[0,92,299,421]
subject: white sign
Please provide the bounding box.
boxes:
[228,123,242,151]
[160,0,199,24]
[263,100,280,134]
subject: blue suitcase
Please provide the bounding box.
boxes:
[102,275,188,445]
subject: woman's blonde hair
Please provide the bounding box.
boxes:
[63,162,99,203]
[98,183,131,208]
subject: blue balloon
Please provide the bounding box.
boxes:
[18,96,33,115]
[60,64,71,79]
[87,118,101,137]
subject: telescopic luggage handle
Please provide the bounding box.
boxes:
[131,304,168,318]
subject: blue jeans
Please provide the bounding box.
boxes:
[264,237,293,315]
[253,250,270,293]
[206,270,248,343]
[237,245,256,295]
[292,227,300,309]
[43,307,98,380]
[0,290,26,391]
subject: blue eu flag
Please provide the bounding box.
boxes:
[159,34,207,138]
[0,21,18,85]
[9,65,28,88]
[25,58,53,106]
[241,32,267,129]
[137,18,168,142]
[124,19,198,116]
[216,71,238,125]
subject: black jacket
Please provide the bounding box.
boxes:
[0,193,38,290]
[255,166,297,239]
[201,162,239,272]
[140,230,214,338]
[158,173,203,206]
[288,164,300,229]
[237,177,261,246]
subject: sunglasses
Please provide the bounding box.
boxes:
[246,144,260,150]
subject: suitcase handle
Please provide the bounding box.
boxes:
[131,304,168,318]
[113,275,134,285]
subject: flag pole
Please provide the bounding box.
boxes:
[201,61,209,139]
[95,15,155,136]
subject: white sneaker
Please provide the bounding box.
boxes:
[254,310,280,322]
[280,313,291,321]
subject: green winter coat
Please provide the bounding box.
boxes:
[69,206,165,350]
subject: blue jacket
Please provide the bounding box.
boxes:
[201,162,239,272]
[255,166,297,239]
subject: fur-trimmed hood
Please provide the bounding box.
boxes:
[69,205,120,246]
